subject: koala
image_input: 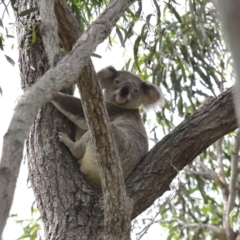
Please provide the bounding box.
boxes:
[50,66,163,191]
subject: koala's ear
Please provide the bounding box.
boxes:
[97,66,119,89]
[142,82,164,108]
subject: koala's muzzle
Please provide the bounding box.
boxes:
[119,82,132,97]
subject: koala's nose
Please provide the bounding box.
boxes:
[119,82,132,97]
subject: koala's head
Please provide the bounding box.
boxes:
[97,66,163,109]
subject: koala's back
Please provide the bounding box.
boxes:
[79,103,148,190]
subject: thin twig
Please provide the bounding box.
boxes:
[158,218,226,235]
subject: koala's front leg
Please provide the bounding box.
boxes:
[59,132,85,159]
[51,93,88,130]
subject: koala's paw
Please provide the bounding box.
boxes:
[58,132,69,143]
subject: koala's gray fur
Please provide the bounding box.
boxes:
[50,66,163,191]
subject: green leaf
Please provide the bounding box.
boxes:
[180,45,189,63]
[145,42,157,65]
[4,55,15,66]
[10,0,17,10]
[177,96,183,116]
[152,0,161,25]
[125,58,132,71]
[166,2,182,23]
[229,208,237,228]
[191,18,202,40]
[20,7,39,17]
[71,3,82,30]
[31,27,36,44]
[171,66,181,92]
[0,36,4,50]
[146,14,153,26]
[133,36,142,71]
[0,19,3,28]
[116,27,125,47]
[140,23,148,42]
[91,53,102,59]
[177,56,187,82]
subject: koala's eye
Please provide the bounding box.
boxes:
[134,89,139,93]
[115,79,120,84]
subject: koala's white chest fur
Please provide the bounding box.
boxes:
[76,118,148,191]
[79,143,101,190]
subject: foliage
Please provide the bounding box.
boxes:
[107,0,237,239]
[117,1,237,239]
[68,0,110,32]
[0,1,15,59]
[0,0,16,94]
[12,205,42,240]
[2,0,238,239]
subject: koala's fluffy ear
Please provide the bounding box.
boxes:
[142,82,163,108]
[97,66,119,89]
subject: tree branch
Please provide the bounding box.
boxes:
[56,0,134,238]
[183,169,218,181]
[136,211,160,240]
[158,218,226,235]
[39,0,60,66]
[77,66,133,239]
[54,0,82,51]
[128,88,237,218]
[196,159,219,181]
[0,0,137,236]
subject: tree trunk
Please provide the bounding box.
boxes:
[13,0,238,239]
[17,1,105,239]
[27,105,105,239]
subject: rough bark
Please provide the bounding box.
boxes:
[0,0,137,236]
[15,2,105,239]
[27,107,105,240]
[51,0,133,238]
[77,68,133,240]
[0,0,48,234]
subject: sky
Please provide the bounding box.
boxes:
[0,4,169,240]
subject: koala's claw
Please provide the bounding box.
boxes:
[58,132,69,142]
